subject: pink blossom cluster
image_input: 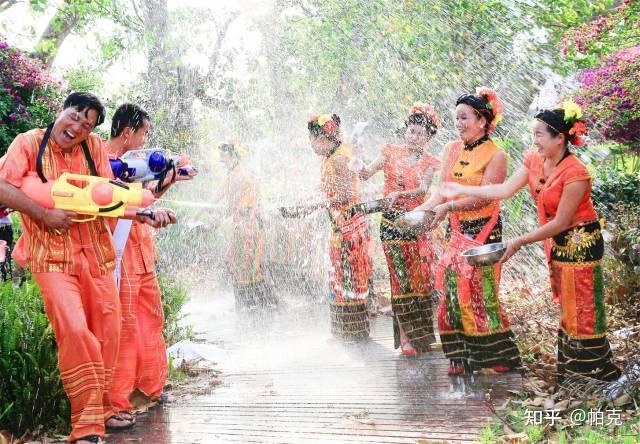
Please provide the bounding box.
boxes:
[0,39,62,127]
[0,39,64,150]
[575,46,640,150]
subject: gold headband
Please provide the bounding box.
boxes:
[535,117,563,135]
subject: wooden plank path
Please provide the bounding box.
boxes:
[111,292,522,443]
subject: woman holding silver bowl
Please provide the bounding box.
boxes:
[412,88,521,376]
[359,104,441,357]
[441,101,620,383]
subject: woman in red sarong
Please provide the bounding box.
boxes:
[309,114,373,340]
[359,104,441,356]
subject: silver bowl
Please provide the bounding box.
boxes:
[461,242,506,266]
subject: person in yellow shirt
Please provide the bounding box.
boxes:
[416,88,520,376]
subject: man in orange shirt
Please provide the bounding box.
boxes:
[105,103,188,421]
[0,93,168,444]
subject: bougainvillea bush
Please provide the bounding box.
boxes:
[574,45,640,150]
[0,39,64,155]
[560,0,639,65]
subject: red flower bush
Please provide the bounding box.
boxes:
[0,39,64,155]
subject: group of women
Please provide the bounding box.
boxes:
[306,88,621,383]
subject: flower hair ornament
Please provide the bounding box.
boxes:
[536,101,588,147]
[558,101,587,147]
[308,113,341,139]
[406,102,441,136]
[455,87,504,133]
[475,87,504,131]
[219,139,248,158]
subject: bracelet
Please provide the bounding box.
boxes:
[449,201,455,212]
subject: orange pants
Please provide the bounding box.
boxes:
[109,269,167,412]
[33,261,120,442]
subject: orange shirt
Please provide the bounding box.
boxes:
[223,165,259,220]
[381,144,440,212]
[0,128,116,276]
[523,150,597,228]
[106,147,156,275]
[321,143,363,229]
[447,139,502,221]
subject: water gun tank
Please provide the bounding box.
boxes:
[148,150,169,173]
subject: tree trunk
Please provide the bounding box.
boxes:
[32,0,82,66]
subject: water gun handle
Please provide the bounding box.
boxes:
[135,209,155,220]
[178,166,198,176]
[71,214,97,222]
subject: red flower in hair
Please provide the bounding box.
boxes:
[322,119,338,134]
[569,120,587,137]
[475,86,504,131]
[409,102,441,129]
[572,136,586,147]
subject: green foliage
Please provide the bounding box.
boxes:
[63,66,105,93]
[282,0,545,131]
[0,280,69,436]
[159,275,194,346]
[523,0,616,61]
[167,355,187,382]
[478,418,502,443]
[592,166,640,213]
[561,1,640,66]
[602,203,640,300]
[480,405,640,443]
[526,424,544,442]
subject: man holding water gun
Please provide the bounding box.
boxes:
[0,92,171,444]
[105,103,193,425]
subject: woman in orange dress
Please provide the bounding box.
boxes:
[218,142,277,311]
[442,101,620,383]
[416,88,520,375]
[308,114,373,340]
[360,104,441,356]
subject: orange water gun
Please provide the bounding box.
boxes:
[21,172,155,221]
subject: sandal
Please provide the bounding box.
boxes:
[400,339,418,357]
[106,412,136,430]
[72,436,103,444]
[492,365,513,373]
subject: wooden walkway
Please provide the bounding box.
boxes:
[111,292,522,444]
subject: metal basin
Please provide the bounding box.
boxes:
[461,242,506,266]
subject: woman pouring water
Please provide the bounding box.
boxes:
[358,104,441,357]
[411,88,521,376]
[441,102,620,383]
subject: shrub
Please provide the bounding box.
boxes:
[592,166,640,213]
[0,39,64,155]
[574,46,640,149]
[0,279,69,436]
[159,275,194,346]
[602,203,640,301]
